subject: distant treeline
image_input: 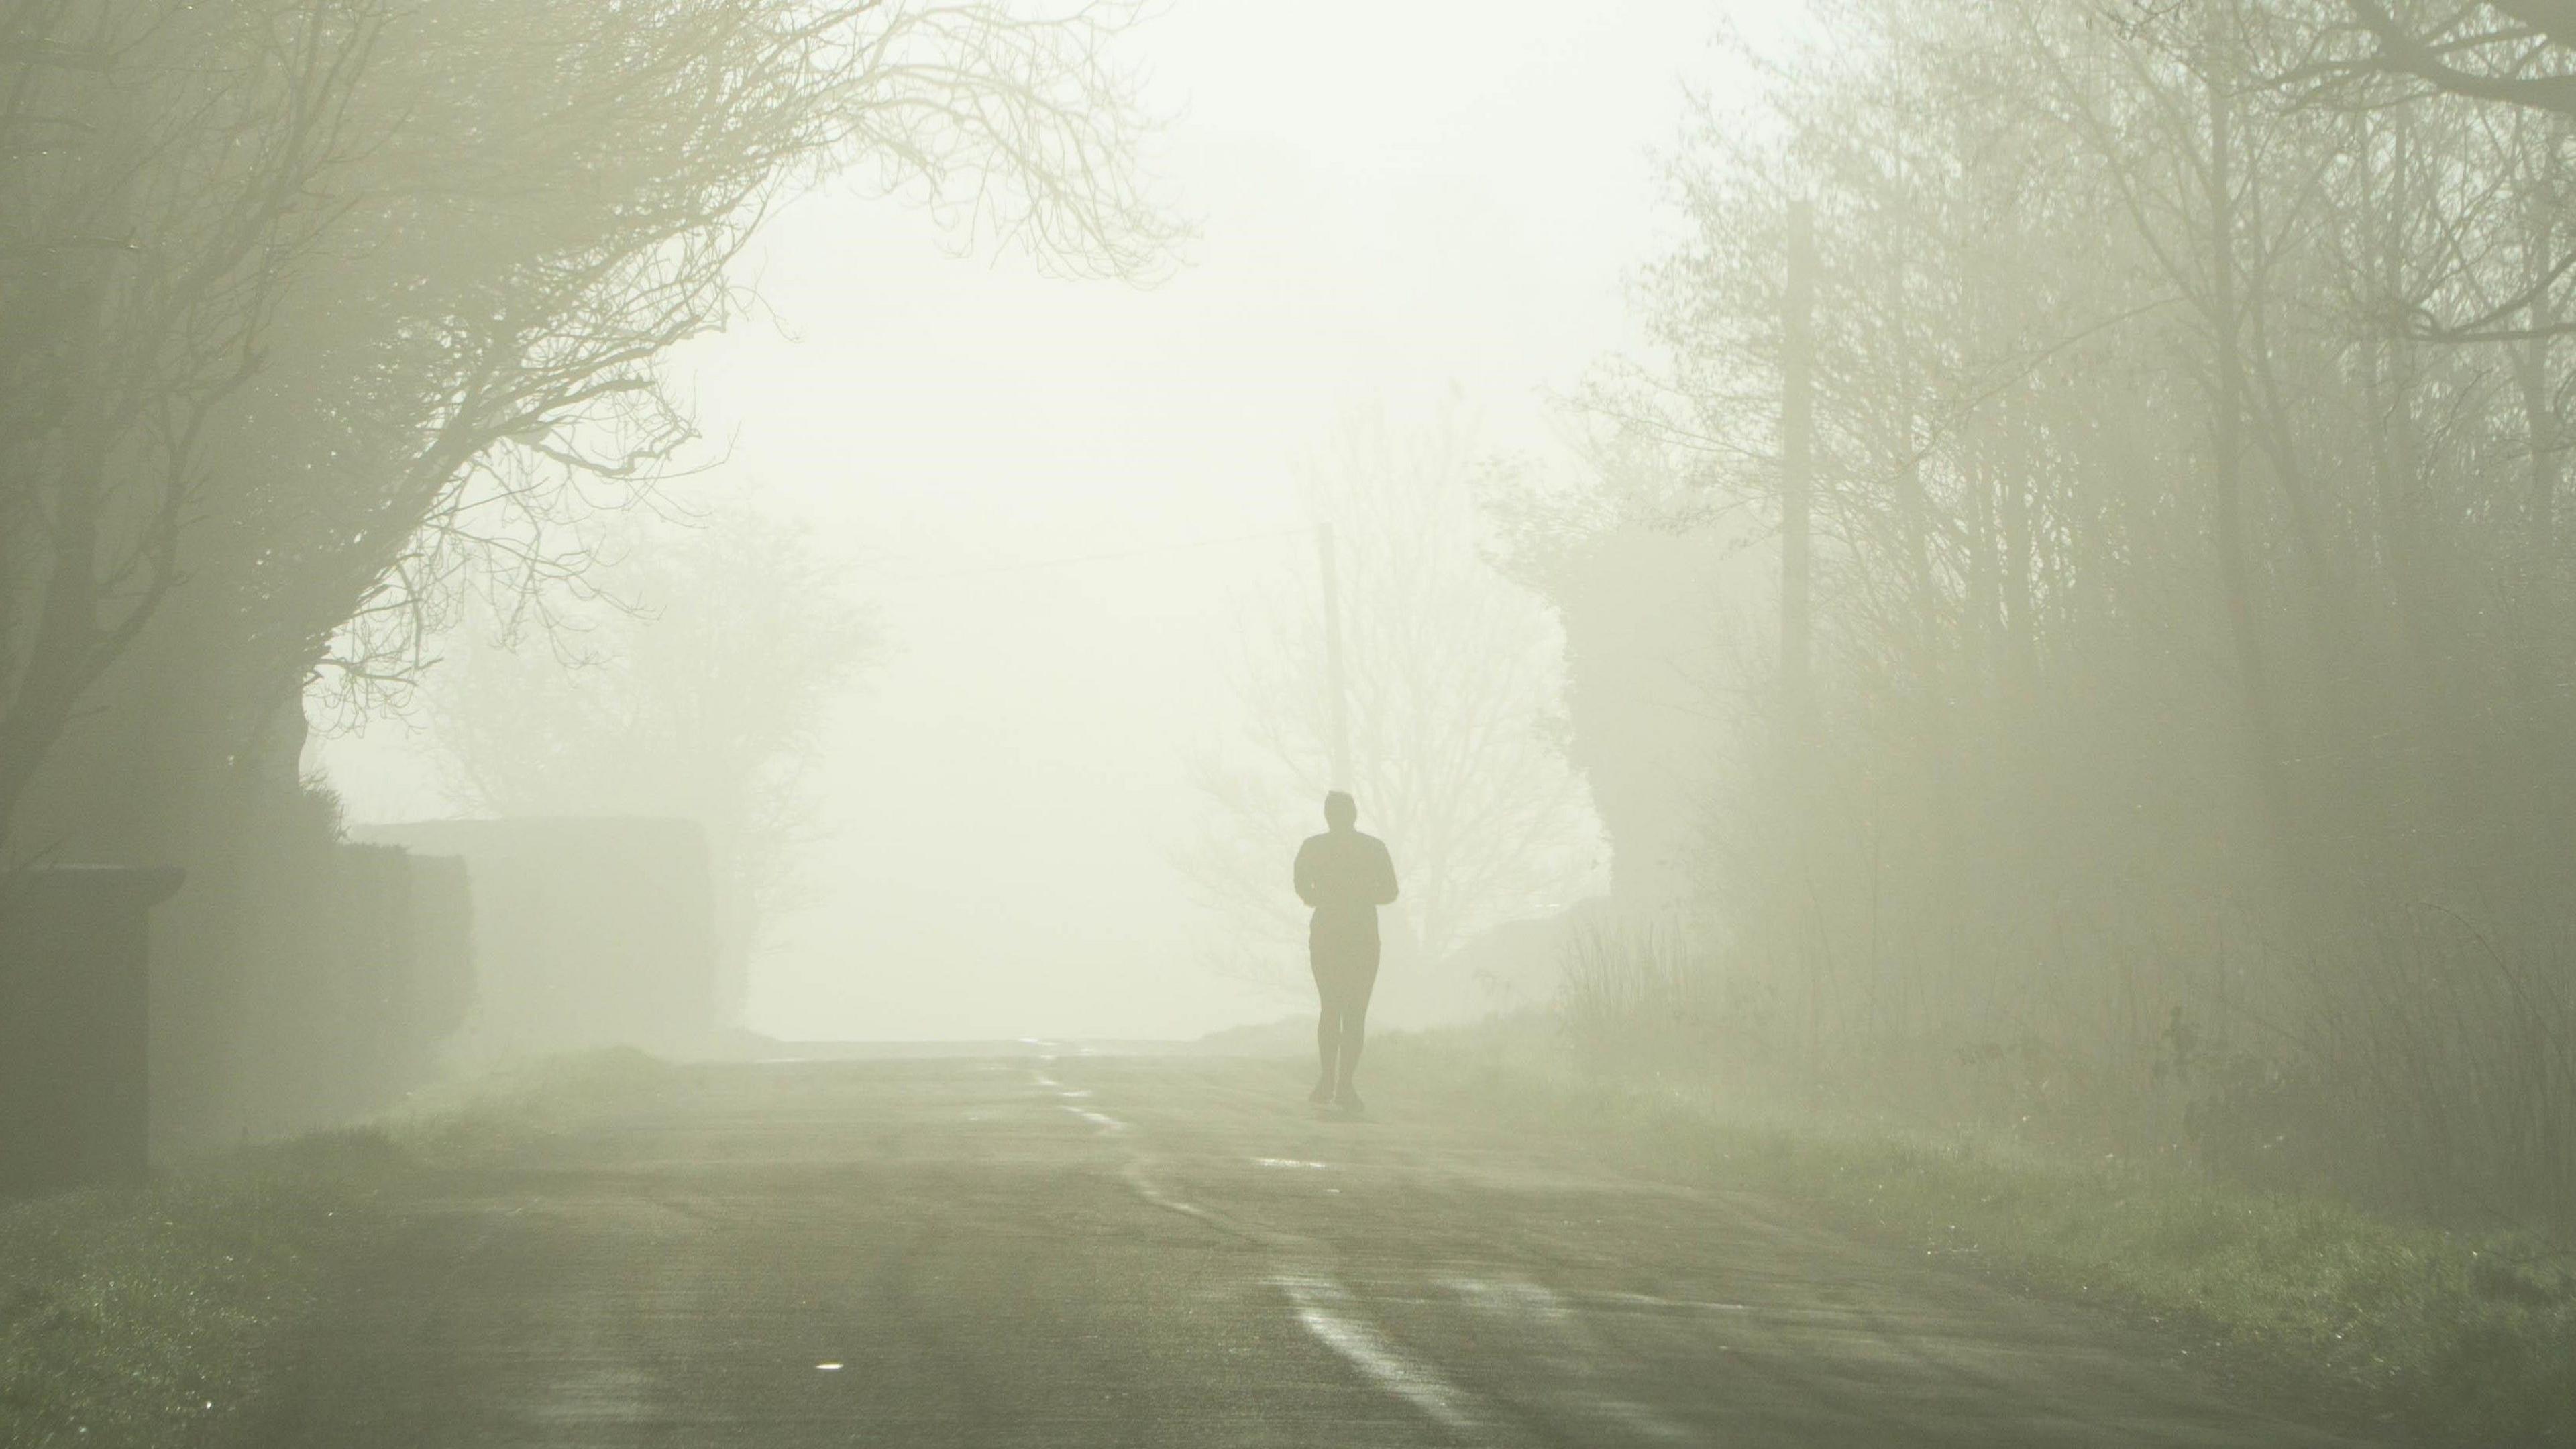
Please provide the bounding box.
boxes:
[1506,1,2576,1229]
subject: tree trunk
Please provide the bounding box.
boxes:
[2203,6,2295,867]
[1780,200,1818,744]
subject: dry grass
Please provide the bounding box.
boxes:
[0,1049,678,1449]
[1373,1022,2576,1446]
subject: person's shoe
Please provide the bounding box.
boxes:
[1307,1079,1334,1105]
[1334,1085,1365,1114]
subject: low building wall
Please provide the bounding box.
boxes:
[0,866,183,1195]
[146,830,478,1146]
[353,818,717,1059]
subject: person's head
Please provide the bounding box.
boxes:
[1323,791,1357,831]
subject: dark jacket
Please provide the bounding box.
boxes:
[1295,828,1399,941]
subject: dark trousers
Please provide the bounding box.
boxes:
[1310,926,1381,1090]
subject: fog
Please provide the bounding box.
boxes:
[23,2,2576,1444]
[321,0,1750,1042]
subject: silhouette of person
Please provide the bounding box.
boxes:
[1294,790,1399,1110]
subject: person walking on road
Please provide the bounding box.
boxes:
[1294,790,1399,1111]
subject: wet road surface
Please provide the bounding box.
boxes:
[237,1052,2371,1447]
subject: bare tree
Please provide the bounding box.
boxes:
[0,0,1175,1140]
[422,504,877,1022]
[0,0,384,845]
[2328,1,2576,115]
[1184,403,1603,998]
[0,0,1179,861]
[1534,0,2576,1221]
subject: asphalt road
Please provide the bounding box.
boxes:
[235,1051,2369,1448]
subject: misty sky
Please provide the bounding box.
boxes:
[323,0,1770,1042]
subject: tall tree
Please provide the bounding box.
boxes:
[1536,0,2576,1215]
[1186,405,1603,994]
[1,0,1174,1138]
[0,0,1177,863]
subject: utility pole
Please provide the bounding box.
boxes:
[1780,200,1817,741]
[1316,522,1354,792]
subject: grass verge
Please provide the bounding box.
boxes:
[0,1049,678,1449]
[1371,1023,2576,1447]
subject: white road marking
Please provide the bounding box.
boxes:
[1038,1069,1502,1440]
[1275,1273,1485,1435]
[1446,1278,1698,1443]
[1034,1069,1128,1134]
[1448,1277,1573,1323]
[1120,1158,1228,1230]
[1604,1291,1753,1316]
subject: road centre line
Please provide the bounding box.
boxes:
[1445,1279,1697,1443]
[1059,1102,1128,1133]
[1275,1273,1486,1435]
[1035,1066,1495,1437]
